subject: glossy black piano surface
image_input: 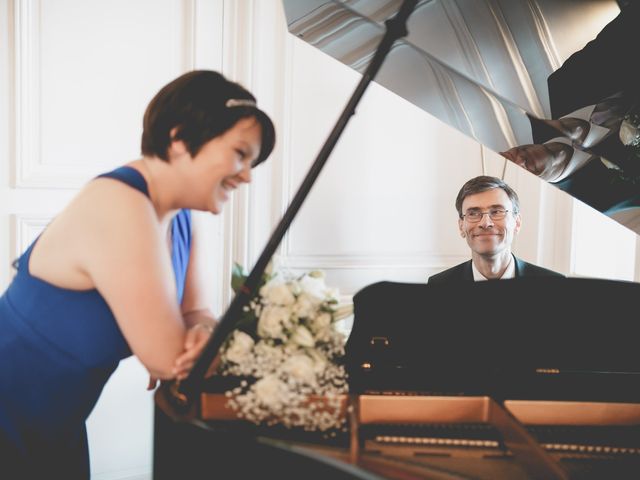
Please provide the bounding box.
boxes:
[346,278,640,399]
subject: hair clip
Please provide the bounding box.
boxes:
[225,98,256,108]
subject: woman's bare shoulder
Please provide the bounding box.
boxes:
[27,175,160,288]
[75,177,161,257]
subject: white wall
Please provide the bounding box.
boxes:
[2,1,639,479]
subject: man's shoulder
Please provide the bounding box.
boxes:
[515,257,564,278]
[428,258,563,283]
[428,261,472,284]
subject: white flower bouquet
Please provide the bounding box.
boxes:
[217,263,352,432]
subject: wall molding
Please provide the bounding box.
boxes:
[13,0,43,188]
[281,253,470,270]
[10,213,50,260]
[280,32,297,266]
[181,0,196,71]
[219,0,253,309]
[11,0,197,189]
[212,0,292,308]
[278,253,470,295]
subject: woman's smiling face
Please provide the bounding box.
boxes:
[171,117,263,214]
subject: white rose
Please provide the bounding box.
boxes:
[259,280,274,299]
[225,331,255,364]
[291,325,315,348]
[253,375,286,408]
[265,283,295,306]
[281,354,316,384]
[325,287,340,302]
[294,293,321,319]
[258,276,283,298]
[254,342,283,361]
[299,274,327,299]
[257,305,292,339]
[308,349,328,373]
[309,312,332,333]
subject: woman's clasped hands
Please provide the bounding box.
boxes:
[147,322,214,390]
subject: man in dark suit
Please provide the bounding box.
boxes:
[428,176,562,283]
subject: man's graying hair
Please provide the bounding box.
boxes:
[455,176,520,218]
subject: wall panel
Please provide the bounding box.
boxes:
[13,0,195,188]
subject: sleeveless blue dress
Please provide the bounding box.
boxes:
[0,166,191,478]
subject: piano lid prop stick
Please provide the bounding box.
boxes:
[156,0,420,415]
[487,398,569,480]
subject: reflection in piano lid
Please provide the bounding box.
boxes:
[283,0,640,234]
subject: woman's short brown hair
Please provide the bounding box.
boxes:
[141,70,275,166]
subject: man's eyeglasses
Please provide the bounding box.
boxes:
[461,209,509,223]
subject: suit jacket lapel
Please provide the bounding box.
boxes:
[462,260,474,281]
[514,256,524,277]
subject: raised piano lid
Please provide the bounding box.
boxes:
[282,0,640,235]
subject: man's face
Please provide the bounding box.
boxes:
[458,188,521,257]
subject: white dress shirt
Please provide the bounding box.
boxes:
[472,254,516,281]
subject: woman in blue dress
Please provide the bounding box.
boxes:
[0,70,275,478]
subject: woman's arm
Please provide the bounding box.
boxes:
[80,181,187,379]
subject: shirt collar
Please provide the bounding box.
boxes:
[472,254,515,281]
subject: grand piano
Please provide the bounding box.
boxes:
[154,1,640,478]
